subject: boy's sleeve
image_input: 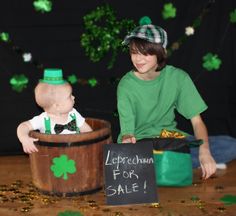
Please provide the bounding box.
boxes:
[73,109,85,127]
[117,84,135,137]
[176,74,208,119]
[29,114,44,131]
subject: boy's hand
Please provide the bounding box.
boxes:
[122,135,136,144]
[21,137,39,154]
[199,151,216,179]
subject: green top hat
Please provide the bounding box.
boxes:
[40,68,67,85]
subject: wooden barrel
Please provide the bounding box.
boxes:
[29,118,112,197]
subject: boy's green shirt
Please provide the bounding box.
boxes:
[117,65,207,143]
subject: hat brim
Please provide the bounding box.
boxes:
[39,79,67,85]
[122,36,166,48]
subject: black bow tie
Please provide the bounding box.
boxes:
[54,119,77,134]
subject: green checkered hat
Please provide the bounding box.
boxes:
[40,68,67,85]
[123,16,168,48]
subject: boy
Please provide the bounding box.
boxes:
[17,68,92,154]
[117,18,216,179]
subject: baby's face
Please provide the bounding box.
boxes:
[55,84,75,114]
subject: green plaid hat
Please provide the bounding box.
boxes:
[123,23,168,48]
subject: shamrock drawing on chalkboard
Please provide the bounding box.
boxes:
[50,154,76,180]
[202,52,222,71]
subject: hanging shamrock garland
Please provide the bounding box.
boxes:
[81,4,135,69]
[33,0,53,13]
[162,3,177,20]
[167,1,215,57]
[202,52,222,71]
[10,74,29,92]
[0,32,10,42]
[229,9,236,23]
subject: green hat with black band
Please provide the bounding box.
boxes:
[40,68,67,85]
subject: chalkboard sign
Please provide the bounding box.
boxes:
[103,143,158,205]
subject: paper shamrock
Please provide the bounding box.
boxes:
[57,210,84,216]
[88,78,98,87]
[230,9,236,23]
[33,0,52,13]
[202,52,222,71]
[67,74,78,85]
[162,3,176,20]
[10,74,29,92]
[220,195,236,206]
[50,155,76,180]
[0,32,10,42]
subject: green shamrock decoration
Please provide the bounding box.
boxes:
[88,78,98,87]
[67,74,78,84]
[57,210,83,216]
[10,74,29,92]
[220,195,236,206]
[33,0,52,13]
[162,3,176,20]
[0,32,10,42]
[81,4,135,69]
[50,155,76,180]
[230,9,236,23]
[202,52,222,71]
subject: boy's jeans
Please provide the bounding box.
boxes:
[186,135,236,168]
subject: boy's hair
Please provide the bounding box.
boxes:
[129,38,167,71]
[34,82,72,110]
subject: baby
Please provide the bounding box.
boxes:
[17,68,92,154]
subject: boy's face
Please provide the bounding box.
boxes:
[130,46,158,74]
[54,85,75,114]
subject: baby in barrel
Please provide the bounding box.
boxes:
[17,68,92,154]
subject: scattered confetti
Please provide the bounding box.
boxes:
[215,185,224,192]
[113,212,124,216]
[150,202,160,208]
[217,206,226,212]
[191,195,200,202]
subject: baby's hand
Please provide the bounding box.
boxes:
[21,137,39,154]
[122,135,136,144]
